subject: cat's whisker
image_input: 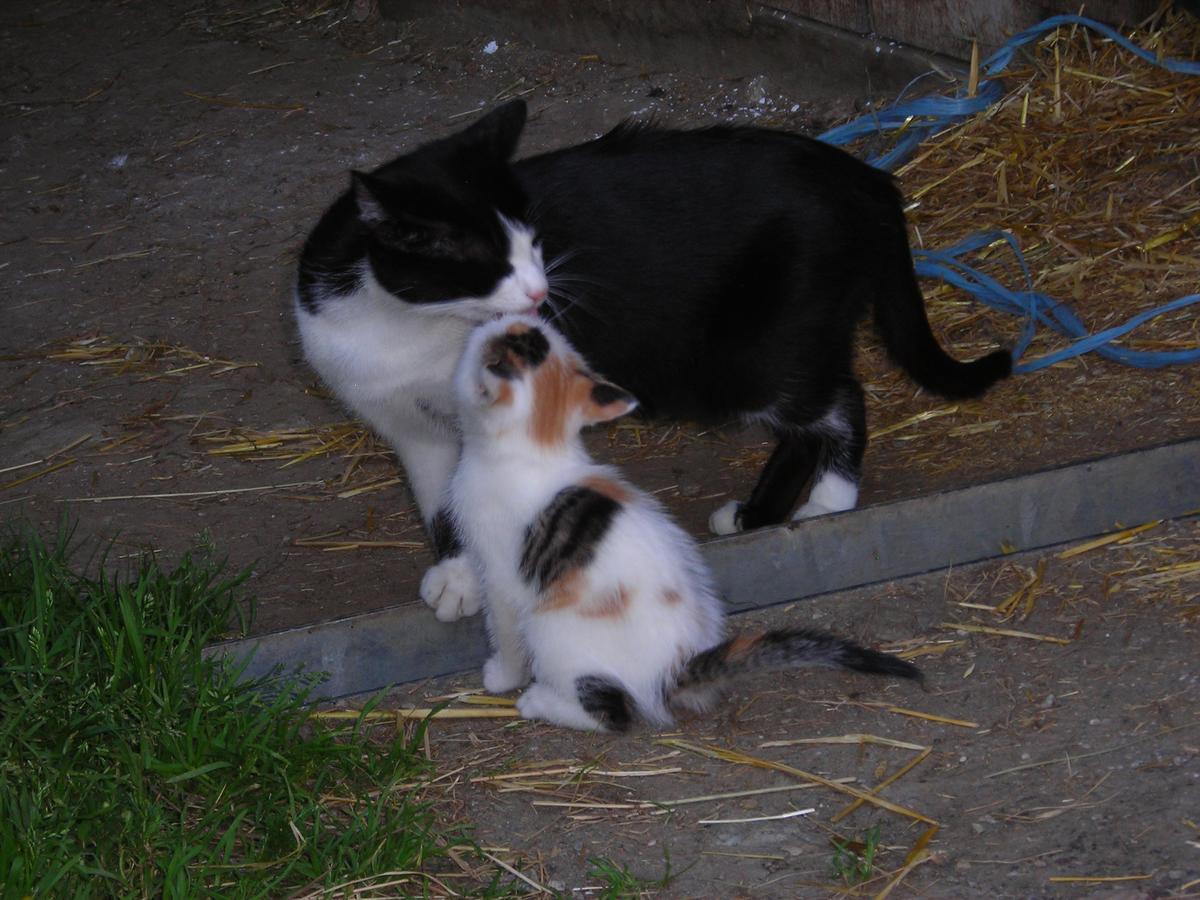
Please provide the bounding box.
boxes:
[542,295,567,323]
[547,286,607,324]
[544,249,580,275]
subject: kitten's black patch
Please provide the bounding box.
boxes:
[576,675,633,732]
[484,347,518,380]
[484,329,549,379]
[429,508,461,561]
[501,328,550,367]
[590,382,633,407]
[520,486,620,590]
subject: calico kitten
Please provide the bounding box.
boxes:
[295,99,1010,622]
[449,315,920,731]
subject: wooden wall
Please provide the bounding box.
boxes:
[763,0,1161,59]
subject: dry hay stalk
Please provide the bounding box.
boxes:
[656,738,938,825]
[45,334,258,377]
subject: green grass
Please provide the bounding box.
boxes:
[830,824,882,885]
[0,521,468,898]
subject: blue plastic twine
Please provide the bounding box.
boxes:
[817,14,1200,372]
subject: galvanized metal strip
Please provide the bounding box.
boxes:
[209,439,1199,700]
[711,439,1199,613]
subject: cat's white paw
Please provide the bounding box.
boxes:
[794,472,858,520]
[792,500,838,520]
[709,500,742,535]
[419,556,482,622]
[482,654,529,694]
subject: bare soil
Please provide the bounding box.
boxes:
[3,2,1197,634]
[363,519,1200,898]
[2,0,855,633]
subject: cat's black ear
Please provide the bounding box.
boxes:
[584,379,638,424]
[461,99,527,161]
[350,170,391,224]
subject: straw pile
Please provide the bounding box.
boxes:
[895,11,1200,367]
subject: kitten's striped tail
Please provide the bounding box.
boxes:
[673,628,921,700]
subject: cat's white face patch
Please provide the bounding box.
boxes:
[488,218,548,316]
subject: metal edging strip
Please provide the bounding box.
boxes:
[207,439,1199,700]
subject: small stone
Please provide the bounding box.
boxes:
[955,860,972,873]
[746,75,770,105]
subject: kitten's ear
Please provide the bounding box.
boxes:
[583,379,638,424]
[350,170,391,224]
[461,99,527,161]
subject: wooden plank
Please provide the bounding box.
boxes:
[867,0,1159,59]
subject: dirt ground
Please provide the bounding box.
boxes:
[3,3,1199,897]
[3,1,1198,634]
[1,0,857,634]
[363,519,1200,898]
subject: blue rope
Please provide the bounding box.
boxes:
[817,14,1200,370]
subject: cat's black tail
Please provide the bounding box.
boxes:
[873,229,1012,400]
[672,628,921,707]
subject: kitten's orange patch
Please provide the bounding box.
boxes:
[493,380,513,406]
[529,354,591,446]
[505,322,534,336]
[581,476,631,504]
[581,584,632,619]
[661,589,683,606]
[725,632,765,662]
[538,568,585,611]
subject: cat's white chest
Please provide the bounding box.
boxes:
[295,278,472,429]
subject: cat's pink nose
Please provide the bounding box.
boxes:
[527,287,547,305]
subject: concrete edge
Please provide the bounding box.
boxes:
[206,439,1200,700]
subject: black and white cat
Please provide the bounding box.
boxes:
[294,99,1010,621]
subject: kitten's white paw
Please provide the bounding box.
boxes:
[419,557,482,622]
[709,500,742,535]
[515,685,551,722]
[517,684,606,731]
[482,654,529,694]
